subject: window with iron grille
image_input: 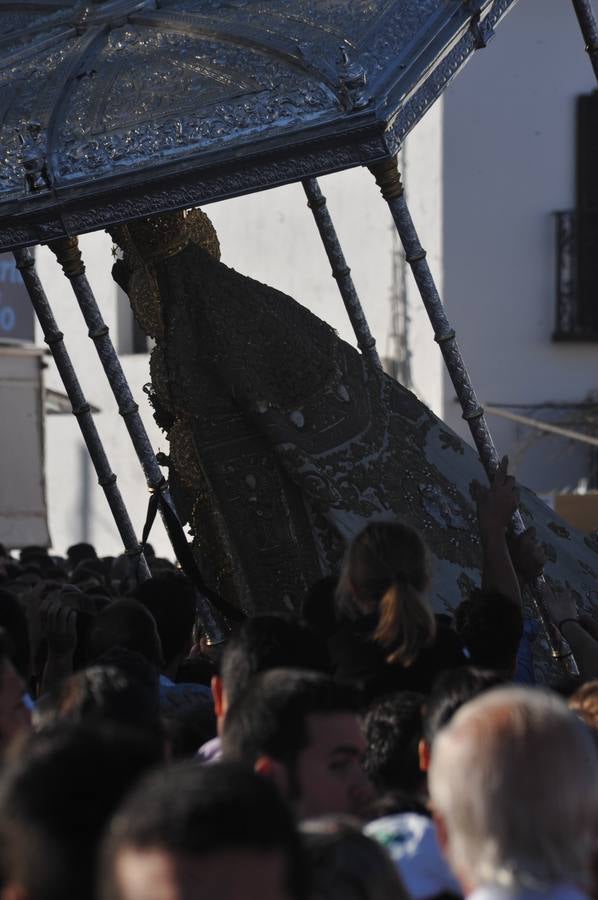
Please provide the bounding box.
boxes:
[554,91,598,341]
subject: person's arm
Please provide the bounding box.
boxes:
[471,456,521,608]
[544,587,598,680]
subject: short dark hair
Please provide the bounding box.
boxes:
[67,543,97,568]
[0,723,161,900]
[0,590,30,680]
[101,761,307,900]
[34,665,162,749]
[301,817,409,900]
[454,591,523,672]
[364,691,426,795]
[422,666,508,746]
[87,600,163,669]
[222,668,361,769]
[133,573,196,668]
[220,614,330,707]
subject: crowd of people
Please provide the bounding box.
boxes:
[0,458,597,899]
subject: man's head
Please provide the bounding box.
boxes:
[66,542,97,570]
[420,666,507,772]
[428,686,598,894]
[213,614,329,733]
[0,723,161,900]
[34,665,162,751]
[133,574,196,678]
[0,589,31,681]
[101,761,307,900]
[87,600,163,670]
[222,668,372,819]
[364,691,426,797]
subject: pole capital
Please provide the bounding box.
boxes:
[369,157,404,201]
[47,236,86,278]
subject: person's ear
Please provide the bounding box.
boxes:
[418,737,431,772]
[254,755,289,798]
[211,675,225,719]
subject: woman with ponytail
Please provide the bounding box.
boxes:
[330,522,466,699]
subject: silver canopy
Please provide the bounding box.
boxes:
[0,0,518,250]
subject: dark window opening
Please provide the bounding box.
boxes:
[554,91,598,341]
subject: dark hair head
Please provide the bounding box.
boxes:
[336,522,435,667]
[133,573,196,668]
[454,591,523,672]
[67,543,97,568]
[220,614,330,707]
[222,668,361,769]
[101,761,307,900]
[0,723,161,900]
[0,590,30,680]
[34,665,162,747]
[422,666,508,745]
[87,599,163,669]
[92,647,159,691]
[19,546,49,565]
[301,816,409,900]
[364,691,426,795]
[70,560,109,593]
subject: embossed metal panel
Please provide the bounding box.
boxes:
[0,0,519,249]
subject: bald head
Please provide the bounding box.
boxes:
[429,686,598,893]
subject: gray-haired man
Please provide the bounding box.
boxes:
[429,686,598,900]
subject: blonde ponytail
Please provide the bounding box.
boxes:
[374,579,436,667]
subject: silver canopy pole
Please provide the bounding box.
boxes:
[571,0,598,81]
[368,157,578,676]
[302,177,382,373]
[369,158,499,472]
[13,246,151,582]
[46,236,227,642]
[46,238,171,501]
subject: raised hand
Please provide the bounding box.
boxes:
[507,526,546,580]
[470,455,519,533]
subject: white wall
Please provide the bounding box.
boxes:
[401,100,444,415]
[441,0,597,492]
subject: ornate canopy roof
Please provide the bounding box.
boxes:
[0,0,519,250]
